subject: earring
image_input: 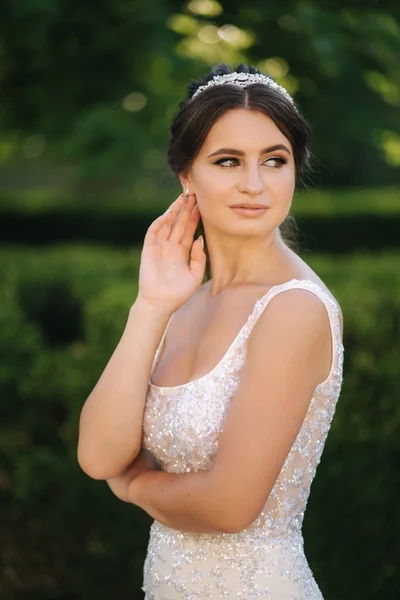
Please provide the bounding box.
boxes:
[184,188,190,202]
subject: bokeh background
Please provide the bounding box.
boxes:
[0,1,399,599]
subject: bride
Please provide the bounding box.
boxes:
[78,62,344,599]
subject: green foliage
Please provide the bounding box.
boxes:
[1,186,399,253]
[0,245,398,599]
[0,185,399,216]
[0,1,399,187]
[1,4,398,597]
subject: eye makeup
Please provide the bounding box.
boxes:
[213,156,288,168]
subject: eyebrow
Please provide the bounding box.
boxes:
[207,144,292,158]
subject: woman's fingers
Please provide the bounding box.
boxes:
[158,194,189,241]
[144,211,174,245]
[144,192,200,247]
[144,195,184,245]
[156,213,174,243]
[181,203,201,248]
[169,194,197,243]
[189,235,207,283]
[163,193,185,215]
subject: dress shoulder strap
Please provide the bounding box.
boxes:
[150,314,174,376]
[150,279,344,385]
[246,279,344,386]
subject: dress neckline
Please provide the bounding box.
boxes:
[148,278,331,392]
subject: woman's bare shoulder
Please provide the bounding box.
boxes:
[290,271,344,343]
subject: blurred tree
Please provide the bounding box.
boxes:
[0,0,399,189]
[0,0,183,188]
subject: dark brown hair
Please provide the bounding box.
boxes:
[167,62,313,279]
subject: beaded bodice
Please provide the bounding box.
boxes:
[140,279,344,599]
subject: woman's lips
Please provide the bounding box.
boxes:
[230,206,268,217]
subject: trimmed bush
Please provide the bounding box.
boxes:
[0,245,398,599]
[0,186,399,251]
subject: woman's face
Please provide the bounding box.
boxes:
[182,108,296,238]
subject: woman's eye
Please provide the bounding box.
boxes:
[265,157,287,168]
[214,157,287,168]
[214,158,240,167]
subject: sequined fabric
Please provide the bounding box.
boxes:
[141,279,344,599]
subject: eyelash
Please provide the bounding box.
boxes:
[214,157,288,169]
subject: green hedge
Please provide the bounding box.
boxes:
[0,185,399,216]
[1,210,400,253]
[0,185,400,252]
[0,245,398,599]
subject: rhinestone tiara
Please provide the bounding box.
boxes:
[191,72,295,106]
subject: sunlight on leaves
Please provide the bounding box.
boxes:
[0,134,20,163]
[365,71,400,106]
[256,57,300,98]
[217,24,254,49]
[374,12,400,37]
[188,0,222,17]
[176,36,245,65]
[278,74,299,97]
[167,14,199,35]
[198,25,220,44]
[379,130,400,167]
[257,57,289,79]
[122,92,147,112]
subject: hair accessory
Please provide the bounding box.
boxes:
[191,72,295,106]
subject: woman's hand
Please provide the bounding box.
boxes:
[137,193,206,313]
[106,448,162,503]
[130,447,162,477]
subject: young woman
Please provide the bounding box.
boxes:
[78,62,345,599]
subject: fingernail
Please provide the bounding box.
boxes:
[199,235,204,249]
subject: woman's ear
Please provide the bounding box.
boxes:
[178,174,185,192]
[178,172,193,195]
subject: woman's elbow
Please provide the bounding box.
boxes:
[77,443,140,481]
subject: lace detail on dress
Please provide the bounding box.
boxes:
[141,279,344,599]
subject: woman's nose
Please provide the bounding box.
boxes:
[238,165,264,195]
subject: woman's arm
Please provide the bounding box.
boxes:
[105,448,226,533]
[125,289,333,535]
[77,193,205,482]
[106,448,163,502]
[106,449,225,534]
[128,468,229,534]
[77,299,172,480]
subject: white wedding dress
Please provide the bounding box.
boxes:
[141,279,344,599]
